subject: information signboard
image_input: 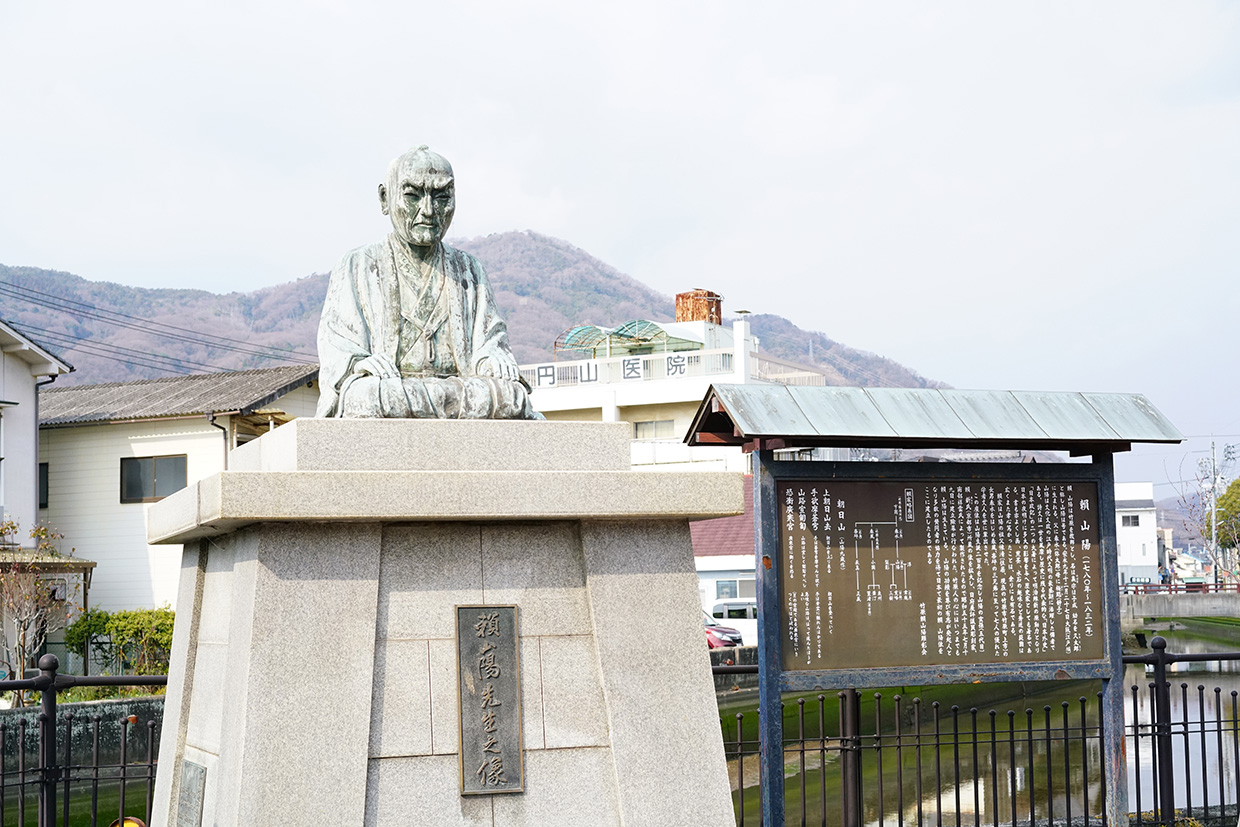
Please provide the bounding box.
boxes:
[777,480,1104,672]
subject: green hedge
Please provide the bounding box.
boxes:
[65,606,175,675]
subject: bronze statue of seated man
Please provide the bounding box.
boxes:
[316,145,540,420]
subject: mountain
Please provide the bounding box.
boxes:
[0,231,942,389]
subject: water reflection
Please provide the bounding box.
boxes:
[1123,647,1240,812]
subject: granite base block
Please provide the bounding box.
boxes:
[149,419,740,827]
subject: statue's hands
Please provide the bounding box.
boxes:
[476,358,520,382]
[354,354,401,379]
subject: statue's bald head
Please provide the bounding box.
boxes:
[386,145,454,190]
[380,145,456,249]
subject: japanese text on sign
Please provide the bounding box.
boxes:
[777,481,1104,671]
[457,605,524,794]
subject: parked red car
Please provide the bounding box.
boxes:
[704,611,744,648]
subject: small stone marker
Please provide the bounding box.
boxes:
[456,605,524,795]
[175,760,206,827]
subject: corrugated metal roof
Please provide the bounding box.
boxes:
[686,385,1183,452]
[40,365,318,426]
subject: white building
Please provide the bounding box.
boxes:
[518,290,839,618]
[0,320,73,534]
[38,366,318,611]
[1115,481,1159,584]
[521,290,834,474]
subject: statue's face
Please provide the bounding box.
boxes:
[380,151,455,248]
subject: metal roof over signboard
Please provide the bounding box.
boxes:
[685,384,1183,454]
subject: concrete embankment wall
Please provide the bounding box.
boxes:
[711,645,758,693]
[1121,592,1240,631]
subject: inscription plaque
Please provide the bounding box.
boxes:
[456,605,524,795]
[778,480,1103,671]
[176,759,206,827]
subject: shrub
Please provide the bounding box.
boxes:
[64,606,175,675]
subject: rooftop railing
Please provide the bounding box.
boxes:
[521,348,829,391]
[520,349,736,390]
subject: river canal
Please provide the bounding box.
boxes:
[718,619,1240,826]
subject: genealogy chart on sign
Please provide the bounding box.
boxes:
[777,481,1104,672]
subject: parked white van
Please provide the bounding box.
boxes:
[709,599,757,645]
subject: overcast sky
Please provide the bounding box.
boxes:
[2,2,1237,495]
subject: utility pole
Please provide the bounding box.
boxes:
[1211,442,1219,586]
[1201,441,1238,585]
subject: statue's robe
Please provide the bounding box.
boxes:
[316,235,539,419]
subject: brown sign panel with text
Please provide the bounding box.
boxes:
[778,480,1104,672]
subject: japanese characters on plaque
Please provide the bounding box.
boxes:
[777,481,1104,671]
[456,605,524,795]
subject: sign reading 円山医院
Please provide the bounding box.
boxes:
[456,605,524,795]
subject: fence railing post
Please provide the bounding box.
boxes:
[1149,637,1176,827]
[840,688,862,827]
[38,653,59,827]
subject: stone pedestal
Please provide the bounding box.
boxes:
[147,419,743,827]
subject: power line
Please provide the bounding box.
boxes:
[21,327,206,376]
[0,281,318,365]
[0,279,317,359]
[19,322,235,374]
[32,337,196,376]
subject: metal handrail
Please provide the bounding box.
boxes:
[0,654,167,827]
[1119,582,1240,594]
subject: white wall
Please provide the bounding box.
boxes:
[695,555,757,607]
[37,383,321,612]
[267,383,319,420]
[1,351,44,535]
[39,418,230,611]
[630,442,750,472]
[1115,481,1159,581]
[532,374,724,418]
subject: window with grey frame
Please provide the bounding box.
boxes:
[120,455,187,503]
[633,419,675,440]
[39,462,49,509]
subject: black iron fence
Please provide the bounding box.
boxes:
[0,654,166,827]
[715,637,1240,827]
[1,638,1233,826]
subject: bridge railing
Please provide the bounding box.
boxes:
[1120,582,1240,595]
